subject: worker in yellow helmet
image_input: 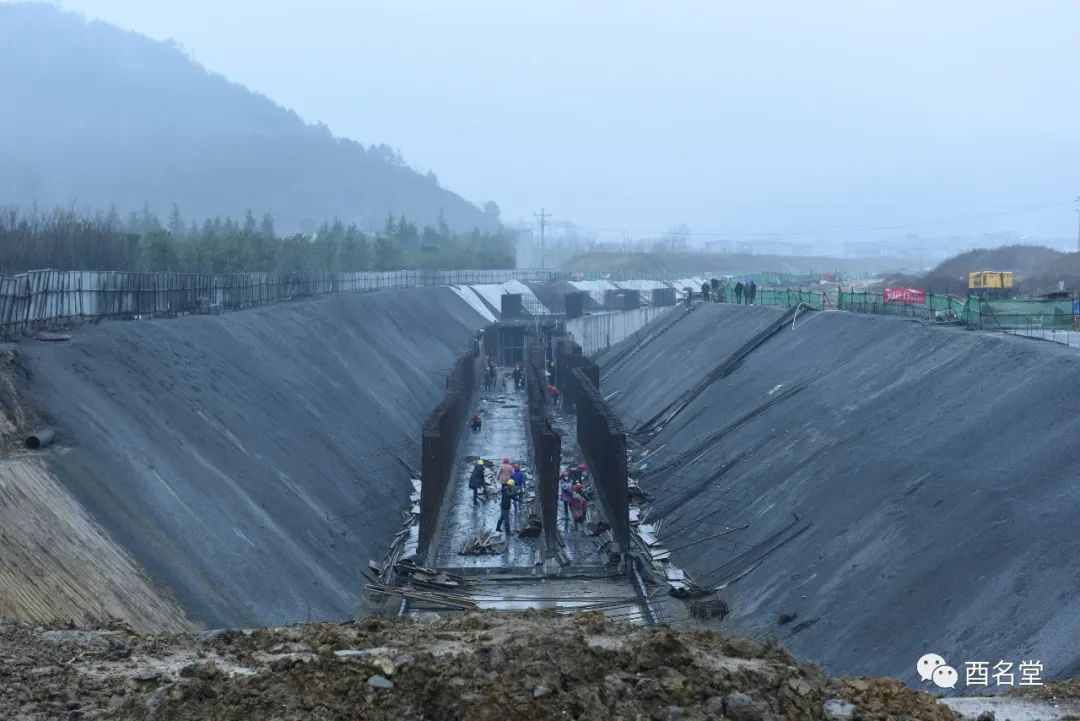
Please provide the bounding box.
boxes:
[468,459,486,505]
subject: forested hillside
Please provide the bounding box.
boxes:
[0,3,499,234]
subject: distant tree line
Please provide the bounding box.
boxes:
[0,205,517,275]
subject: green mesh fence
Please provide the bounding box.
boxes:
[977,298,1075,330]
[836,291,1077,332]
[755,288,825,310]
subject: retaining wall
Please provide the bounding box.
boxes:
[524,333,561,557]
[418,331,485,559]
[564,306,671,355]
[573,367,630,551]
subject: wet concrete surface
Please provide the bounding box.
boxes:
[464,577,649,622]
[432,374,538,569]
[548,407,606,567]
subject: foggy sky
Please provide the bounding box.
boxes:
[25,1,1080,241]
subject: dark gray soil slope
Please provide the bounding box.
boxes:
[603,306,1080,679]
[603,304,782,429]
[21,288,485,628]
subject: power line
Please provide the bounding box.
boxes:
[1074,196,1079,253]
[546,200,1074,239]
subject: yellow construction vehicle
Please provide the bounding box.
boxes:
[968,271,1013,299]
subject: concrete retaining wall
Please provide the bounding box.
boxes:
[564,306,671,356]
[573,367,630,552]
[524,333,561,557]
[418,334,485,559]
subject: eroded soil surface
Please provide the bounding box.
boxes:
[0,613,957,721]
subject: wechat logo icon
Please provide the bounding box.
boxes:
[917,653,958,689]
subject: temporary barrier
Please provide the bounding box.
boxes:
[0,268,565,338]
[573,367,630,552]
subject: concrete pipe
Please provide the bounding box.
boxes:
[25,428,55,450]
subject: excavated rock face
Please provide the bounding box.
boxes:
[0,613,957,721]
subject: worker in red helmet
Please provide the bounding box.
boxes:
[498,457,513,484]
[510,464,526,509]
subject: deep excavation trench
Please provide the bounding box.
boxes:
[3,288,1079,720]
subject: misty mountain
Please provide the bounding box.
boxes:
[0,3,499,233]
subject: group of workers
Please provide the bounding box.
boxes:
[692,278,758,306]
[482,359,528,395]
[468,456,528,533]
[467,457,592,536]
[560,463,591,530]
[469,351,582,538]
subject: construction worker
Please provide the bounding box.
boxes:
[470,413,482,432]
[569,483,589,530]
[512,364,523,390]
[710,277,720,301]
[511,464,526,509]
[496,479,515,534]
[560,470,573,525]
[498,457,514,484]
[701,281,710,303]
[734,282,744,304]
[747,280,757,305]
[468,460,486,504]
[548,384,561,406]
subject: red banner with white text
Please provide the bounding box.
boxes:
[884,287,926,304]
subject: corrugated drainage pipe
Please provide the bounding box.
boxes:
[25,428,55,450]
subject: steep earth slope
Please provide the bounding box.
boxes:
[18,288,486,628]
[0,349,191,631]
[602,304,1080,679]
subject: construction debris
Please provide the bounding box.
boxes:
[459,530,506,555]
[689,596,730,621]
[516,513,542,538]
[392,562,469,590]
[363,580,477,610]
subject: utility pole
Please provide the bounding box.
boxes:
[534,208,550,269]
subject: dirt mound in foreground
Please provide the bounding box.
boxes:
[0,613,955,721]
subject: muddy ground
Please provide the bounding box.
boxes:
[0,613,956,721]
